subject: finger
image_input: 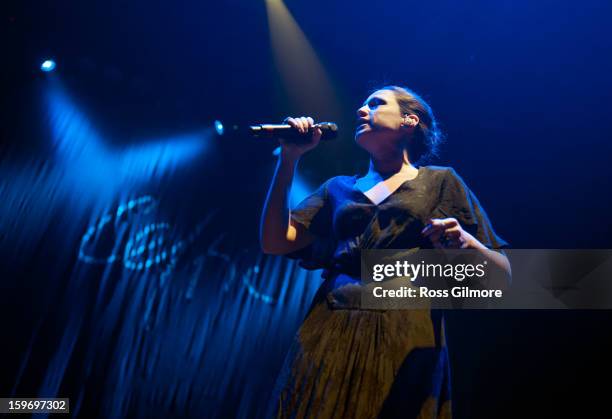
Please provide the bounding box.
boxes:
[312,127,322,141]
[425,227,442,246]
[285,117,298,129]
[444,229,465,248]
[442,218,459,228]
[427,229,445,245]
[445,229,461,239]
[422,224,445,237]
[306,117,314,127]
[293,118,304,133]
[444,226,461,234]
[427,219,446,232]
[288,116,302,132]
[423,217,453,234]
[429,218,458,228]
[423,218,457,235]
[432,229,445,241]
[300,117,310,133]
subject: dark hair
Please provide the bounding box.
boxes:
[378,85,444,164]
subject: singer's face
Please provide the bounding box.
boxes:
[355,89,404,153]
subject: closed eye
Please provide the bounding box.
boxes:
[364,97,386,108]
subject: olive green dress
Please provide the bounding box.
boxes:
[269,166,508,419]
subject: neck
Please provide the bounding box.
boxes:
[368,149,416,178]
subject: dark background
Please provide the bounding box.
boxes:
[2,0,612,417]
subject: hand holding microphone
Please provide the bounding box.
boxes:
[281,117,322,159]
[249,116,316,159]
[246,116,338,159]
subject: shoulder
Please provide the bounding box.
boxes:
[420,165,460,183]
[420,166,474,194]
[320,175,357,190]
[308,175,356,200]
[421,165,456,175]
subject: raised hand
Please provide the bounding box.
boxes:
[280,116,322,160]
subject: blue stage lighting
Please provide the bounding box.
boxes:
[45,83,208,196]
[41,59,56,72]
[214,120,224,136]
[289,174,312,207]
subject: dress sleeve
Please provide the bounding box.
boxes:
[285,178,336,270]
[432,168,509,249]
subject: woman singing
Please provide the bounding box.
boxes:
[260,85,511,418]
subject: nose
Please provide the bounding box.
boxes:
[356,105,368,117]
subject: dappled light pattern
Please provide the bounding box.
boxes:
[6,189,324,418]
[2,84,324,418]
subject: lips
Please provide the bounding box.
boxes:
[355,122,370,138]
[356,119,370,129]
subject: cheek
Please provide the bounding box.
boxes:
[374,112,395,128]
[376,109,394,124]
[371,112,383,125]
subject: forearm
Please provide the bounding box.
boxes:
[260,153,299,254]
[468,239,512,290]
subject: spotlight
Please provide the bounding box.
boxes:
[41,59,56,72]
[214,120,224,136]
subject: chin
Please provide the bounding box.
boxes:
[354,129,370,144]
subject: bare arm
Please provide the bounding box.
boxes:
[259,117,322,255]
[467,241,512,290]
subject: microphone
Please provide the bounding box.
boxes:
[249,122,338,142]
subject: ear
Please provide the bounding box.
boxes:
[401,114,419,128]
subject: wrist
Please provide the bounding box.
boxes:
[465,233,486,250]
[279,149,301,165]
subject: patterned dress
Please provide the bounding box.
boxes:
[269,166,508,419]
